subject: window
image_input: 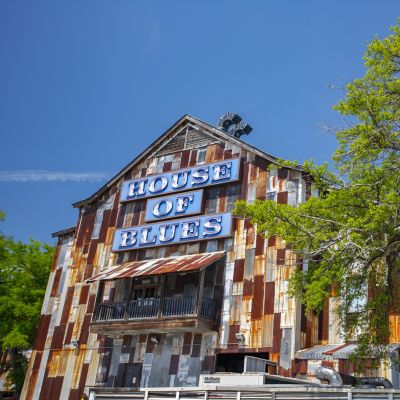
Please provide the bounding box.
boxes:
[226,184,241,212]
[205,188,219,214]
[197,146,207,164]
[132,286,157,300]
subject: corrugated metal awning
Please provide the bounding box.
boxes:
[86,251,226,283]
[296,343,400,360]
[295,344,341,360]
[332,343,400,359]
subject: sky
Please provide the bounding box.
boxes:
[0,1,399,244]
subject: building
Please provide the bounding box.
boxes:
[20,115,400,400]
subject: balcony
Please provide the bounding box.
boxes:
[90,296,217,335]
[88,252,226,336]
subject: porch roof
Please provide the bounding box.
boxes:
[295,343,400,360]
[86,251,225,283]
[295,344,341,360]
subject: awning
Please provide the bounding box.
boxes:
[295,344,341,360]
[295,343,400,360]
[332,343,400,360]
[86,251,226,283]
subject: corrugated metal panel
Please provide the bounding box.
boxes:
[23,118,316,398]
[295,344,342,360]
[87,251,225,282]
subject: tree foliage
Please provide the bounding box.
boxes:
[235,21,400,364]
[0,213,54,394]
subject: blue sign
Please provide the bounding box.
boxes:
[112,212,232,251]
[145,190,203,222]
[120,158,240,202]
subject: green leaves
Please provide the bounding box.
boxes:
[0,214,54,392]
[235,19,400,366]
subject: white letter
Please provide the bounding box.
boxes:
[180,220,200,239]
[128,180,147,198]
[148,176,168,193]
[120,231,137,247]
[203,216,222,236]
[213,162,231,182]
[159,223,178,242]
[191,167,209,185]
[171,171,190,189]
[153,200,173,217]
[140,227,157,245]
[176,194,194,214]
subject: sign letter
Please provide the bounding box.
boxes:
[128,180,147,198]
[203,216,223,236]
[148,176,168,194]
[153,199,173,217]
[176,194,194,214]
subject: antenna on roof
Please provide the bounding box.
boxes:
[216,112,253,139]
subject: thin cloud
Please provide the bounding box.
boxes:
[0,170,109,183]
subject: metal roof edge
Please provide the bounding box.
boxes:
[51,226,76,238]
[72,114,304,208]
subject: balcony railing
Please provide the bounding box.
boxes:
[93,302,126,321]
[128,299,160,319]
[92,296,215,323]
[162,295,196,317]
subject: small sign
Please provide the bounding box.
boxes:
[145,190,203,222]
[199,373,265,387]
[120,159,240,202]
[112,213,232,251]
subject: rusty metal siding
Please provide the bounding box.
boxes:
[250,275,264,320]
[23,119,314,398]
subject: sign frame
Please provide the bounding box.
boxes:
[112,212,233,252]
[145,189,204,223]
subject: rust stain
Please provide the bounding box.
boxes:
[251,275,264,320]
[24,351,42,400]
[277,191,288,204]
[233,259,244,282]
[33,314,51,351]
[264,282,275,314]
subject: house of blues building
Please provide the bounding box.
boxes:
[21,115,400,399]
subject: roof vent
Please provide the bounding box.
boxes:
[216,113,253,139]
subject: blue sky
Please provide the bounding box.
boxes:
[0,1,399,243]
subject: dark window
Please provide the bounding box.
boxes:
[226,184,241,212]
[205,188,219,214]
[132,286,157,300]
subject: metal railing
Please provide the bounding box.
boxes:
[128,299,160,319]
[92,296,216,322]
[162,296,196,317]
[93,302,126,322]
[200,297,216,320]
[88,385,400,400]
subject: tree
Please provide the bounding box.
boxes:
[0,212,54,394]
[235,21,400,366]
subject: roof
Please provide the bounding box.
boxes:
[86,251,226,283]
[295,344,341,360]
[72,114,303,208]
[51,226,76,238]
[295,343,400,360]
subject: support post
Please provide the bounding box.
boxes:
[195,269,205,316]
[158,275,166,319]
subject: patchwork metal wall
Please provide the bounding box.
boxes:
[21,117,321,399]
